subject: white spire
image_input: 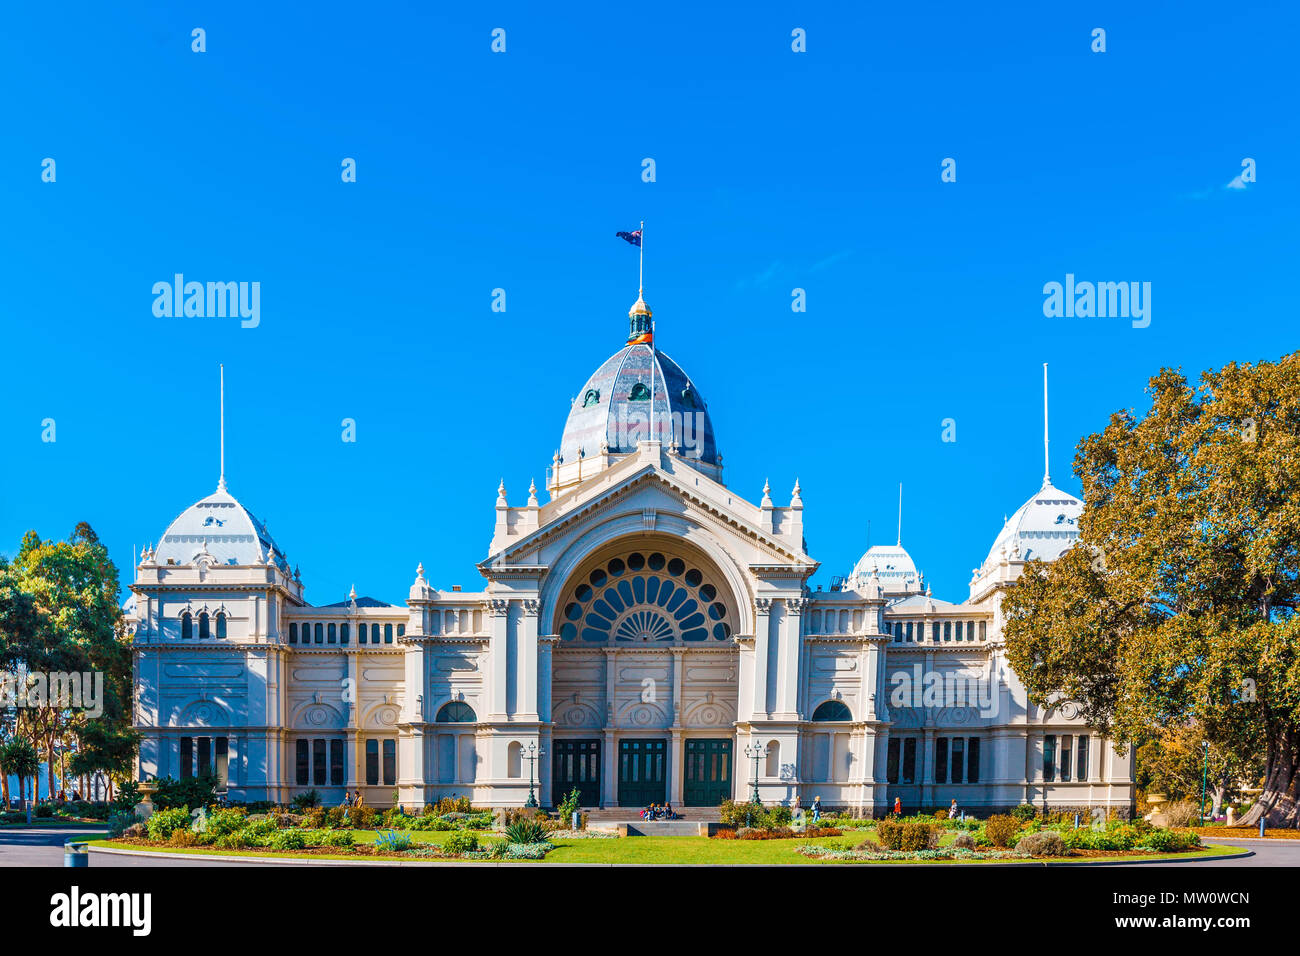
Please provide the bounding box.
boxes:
[218,364,227,492]
[897,482,903,547]
[1042,362,1050,485]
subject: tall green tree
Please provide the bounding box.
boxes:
[1,524,134,801]
[1003,354,1300,826]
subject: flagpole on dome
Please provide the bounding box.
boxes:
[644,219,657,446]
[218,364,226,492]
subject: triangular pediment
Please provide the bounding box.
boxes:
[482,449,817,573]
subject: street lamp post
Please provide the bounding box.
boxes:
[743,742,767,804]
[523,742,545,809]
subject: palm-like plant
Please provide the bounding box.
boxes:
[0,739,41,815]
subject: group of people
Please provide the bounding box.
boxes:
[640,802,678,820]
[887,797,961,818]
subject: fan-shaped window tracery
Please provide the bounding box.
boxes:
[559,551,732,643]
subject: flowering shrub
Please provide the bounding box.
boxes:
[983,815,1023,848]
[205,807,248,838]
[444,831,479,854]
[145,807,192,842]
[270,829,306,851]
[876,818,940,851]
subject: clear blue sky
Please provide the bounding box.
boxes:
[1,1,1295,606]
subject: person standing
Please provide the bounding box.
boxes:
[893,796,902,815]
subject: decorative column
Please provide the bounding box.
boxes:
[518,599,540,720]
[487,599,510,719]
[776,597,807,720]
[602,647,619,807]
[752,598,772,719]
[669,647,686,804]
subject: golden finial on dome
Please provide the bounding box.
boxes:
[628,290,652,318]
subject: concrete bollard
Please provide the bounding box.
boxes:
[1259,817,1266,838]
[64,841,89,868]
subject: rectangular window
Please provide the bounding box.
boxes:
[327,623,336,644]
[967,737,980,783]
[1077,735,1089,781]
[366,739,379,785]
[296,739,309,786]
[944,621,952,641]
[382,739,396,785]
[215,736,229,790]
[384,623,394,644]
[979,620,987,641]
[932,622,940,642]
[341,623,349,645]
[902,737,917,784]
[1061,735,1073,782]
[906,621,914,641]
[197,736,211,776]
[935,738,949,784]
[330,739,344,786]
[1043,735,1057,782]
[314,623,323,645]
[886,738,900,784]
[180,737,193,779]
[310,739,324,786]
[289,622,298,644]
[397,624,405,637]
[951,736,965,784]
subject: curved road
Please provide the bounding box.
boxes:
[0,826,1293,866]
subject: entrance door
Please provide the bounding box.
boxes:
[552,739,601,807]
[683,738,733,806]
[618,739,667,807]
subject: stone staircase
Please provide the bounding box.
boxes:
[584,807,721,824]
[582,807,725,836]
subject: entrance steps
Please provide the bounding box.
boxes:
[583,807,726,836]
[584,807,721,824]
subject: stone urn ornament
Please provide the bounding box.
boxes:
[135,779,158,821]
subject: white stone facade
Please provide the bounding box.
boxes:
[128,296,1135,815]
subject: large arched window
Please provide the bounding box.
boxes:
[198,612,210,640]
[812,700,852,722]
[215,612,227,639]
[558,551,732,643]
[436,701,477,723]
[181,612,193,640]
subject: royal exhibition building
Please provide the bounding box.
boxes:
[125,289,1136,816]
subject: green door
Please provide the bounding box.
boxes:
[618,739,667,807]
[683,738,733,806]
[552,739,601,807]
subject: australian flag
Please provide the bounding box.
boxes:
[616,229,642,247]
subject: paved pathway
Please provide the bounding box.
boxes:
[0,826,269,867]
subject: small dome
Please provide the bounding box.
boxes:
[983,478,1082,568]
[559,346,719,465]
[153,484,286,569]
[850,544,919,587]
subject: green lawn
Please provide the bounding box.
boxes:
[87,831,1243,865]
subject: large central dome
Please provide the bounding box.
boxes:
[551,293,720,494]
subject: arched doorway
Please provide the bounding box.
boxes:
[548,537,744,807]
